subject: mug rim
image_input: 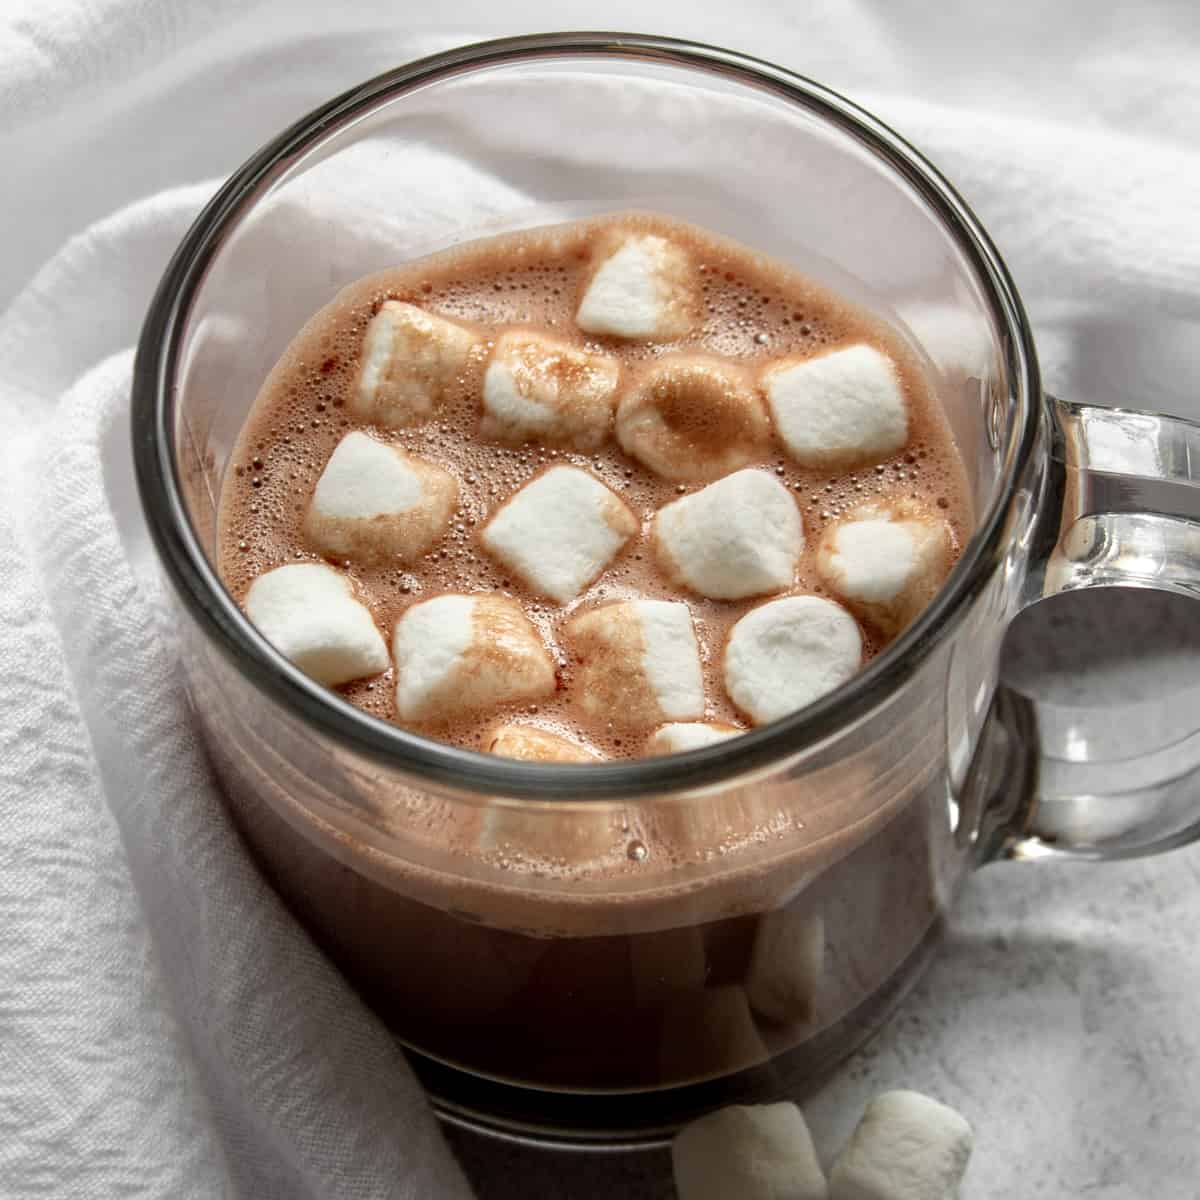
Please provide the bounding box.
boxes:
[131,31,1041,802]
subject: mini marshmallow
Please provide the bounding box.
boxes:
[352,301,479,427]
[393,593,555,722]
[244,563,388,686]
[481,466,638,604]
[576,232,698,340]
[816,503,953,636]
[829,1090,973,1200]
[672,1103,827,1200]
[763,344,909,467]
[645,722,741,755]
[652,469,804,600]
[746,908,825,1026]
[481,330,620,450]
[617,357,771,482]
[487,724,600,763]
[725,596,862,725]
[303,431,458,564]
[565,600,704,732]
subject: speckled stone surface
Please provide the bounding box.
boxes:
[448,588,1200,1198]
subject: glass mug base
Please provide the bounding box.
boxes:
[134,34,1200,1151]
[202,704,965,1144]
[206,715,955,1147]
[412,921,944,1150]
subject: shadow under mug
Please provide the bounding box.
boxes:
[131,33,1200,1147]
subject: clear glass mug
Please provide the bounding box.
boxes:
[130,33,1200,1146]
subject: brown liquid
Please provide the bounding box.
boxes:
[216,213,970,757]
[206,214,976,1107]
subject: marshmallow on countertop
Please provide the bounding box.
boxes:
[829,1090,973,1200]
[672,1103,828,1200]
[303,431,458,564]
[392,593,555,722]
[487,724,600,763]
[816,503,953,636]
[617,356,771,482]
[575,232,698,340]
[725,595,862,725]
[645,722,741,755]
[652,469,804,600]
[746,907,825,1026]
[480,466,638,604]
[481,330,620,450]
[762,344,909,467]
[351,301,480,427]
[244,563,389,687]
[565,600,704,732]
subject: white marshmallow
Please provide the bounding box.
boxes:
[645,722,741,755]
[486,724,600,763]
[481,466,638,604]
[724,596,862,725]
[829,1090,973,1200]
[763,344,909,467]
[672,1103,827,1200]
[352,301,479,427]
[565,600,704,732]
[244,563,388,687]
[746,908,825,1026]
[576,233,697,340]
[816,504,953,636]
[653,469,804,600]
[303,431,458,564]
[617,356,771,482]
[481,330,620,450]
[393,594,555,722]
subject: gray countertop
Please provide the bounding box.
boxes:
[447,588,1200,1198]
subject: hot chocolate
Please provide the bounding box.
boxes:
[207,214,974,1112]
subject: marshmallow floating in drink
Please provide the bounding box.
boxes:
[487,724,600,763]
[576,232,698,340]
[481,466,638,604]
[303,431,458,564]
[352,301,479,427]
[652,468,804,600]
[829,1090,973,1200]
[481,330,620,450]
[725,595,862,725]
[816,502,953,636]
[565,600,705,732]
[244,563,389,686]
[762,344,909,467]
[672,1102,828,1200]
[392,594,555,722]
[645,722,741,755]
[617,356,771,482]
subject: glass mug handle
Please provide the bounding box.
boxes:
[976,396,1200,863]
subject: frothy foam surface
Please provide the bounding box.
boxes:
[217,212,971,761]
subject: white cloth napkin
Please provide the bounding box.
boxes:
[2,2,1199,1198]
